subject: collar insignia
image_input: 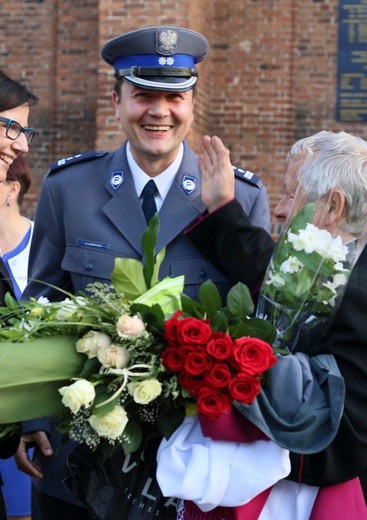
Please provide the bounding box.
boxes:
[110,171,124,190]
[181,175,197,195]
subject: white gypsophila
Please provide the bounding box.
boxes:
[128,379,162,405]
[287,224,333,256]
[55,296,88,321]
[19,318,32,332]
[54,299,78,321]
[97,345,130,369]
[76,331,112,359]
[36,296,50,305]
[279,256,303,274]
[59,379,96,414]
[116,314,146,338]
[88,405,128,440]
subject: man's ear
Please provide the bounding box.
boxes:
[325,189,345,227]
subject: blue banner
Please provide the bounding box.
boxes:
[336,0,367,122]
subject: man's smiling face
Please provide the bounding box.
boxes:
[113,82,195,175]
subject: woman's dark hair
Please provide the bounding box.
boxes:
[0,69,38,112]
[6,155,32,206]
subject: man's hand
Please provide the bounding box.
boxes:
[199,135,235,213]
[14,431,53,479]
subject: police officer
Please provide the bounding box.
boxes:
[15,26,270,519]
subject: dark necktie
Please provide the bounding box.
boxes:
[141,180,158,223]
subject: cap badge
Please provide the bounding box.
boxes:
[181,175,197,195]
[109,170,124,190]
[158,56,175,66]
[156,29,179,56]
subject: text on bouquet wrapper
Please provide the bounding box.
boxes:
[121,453,180,512]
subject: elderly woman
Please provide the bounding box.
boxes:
[0,69,37,520]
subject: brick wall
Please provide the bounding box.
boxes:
[1,0,367,233]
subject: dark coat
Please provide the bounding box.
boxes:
[187,199,367,498]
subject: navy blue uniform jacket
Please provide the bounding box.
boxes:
[21,142,270,504]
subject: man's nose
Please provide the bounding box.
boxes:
[148,99,170,117]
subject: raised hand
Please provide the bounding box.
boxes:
[199,135,235,213]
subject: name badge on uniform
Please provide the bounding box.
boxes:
[110,171,124,190]
[181,175,197,195]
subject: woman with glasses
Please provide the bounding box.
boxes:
[0,68,38,520]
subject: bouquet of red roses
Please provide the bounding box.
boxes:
[161,293,277,420]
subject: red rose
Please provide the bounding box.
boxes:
[197,386,231,420]
[206,332,233,360]
[204,363,231,388]
[177,317,213,346]
[161,346,185,372]
[229,373,261,404]
[163,310,183,346]
[232,337,277,375]
[178,371,204,397]
[184,348,212,375]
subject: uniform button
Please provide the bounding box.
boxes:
[85,263,94,272]
[199,269,207,279]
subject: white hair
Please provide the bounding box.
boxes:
[287,131,367,235]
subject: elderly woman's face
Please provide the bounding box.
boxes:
[0,104,30,182]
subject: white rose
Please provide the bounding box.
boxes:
[128,379,162,404]
[88,405,128,440]
[117,315,146,338]
[59,379,95,414]
[97,345,130,369]
[76,331,112,358]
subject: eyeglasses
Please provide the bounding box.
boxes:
[0,116,36,145]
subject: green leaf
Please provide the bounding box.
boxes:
[3,292,19,311]
[199,280,223,317]
[111,257,147,299]
[288,203,315,234]
[151,247,166,288]
[92,386,120,415]
[78,357,100,380]
[120,419,143,454]
[245,317,277,344]
[228,320,251,339]
[181,294,205,318]
[0,336,84,424]
[134,276,184,318]
[156,406,185,440]
[227,282,254,319]
[210,310,229,332]
[142,214,160,289]
[130,302,166,332]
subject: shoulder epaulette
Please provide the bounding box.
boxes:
[49,150,108,173]
[233,166,261,188]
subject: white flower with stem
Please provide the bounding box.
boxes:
[128,378,162,405]
[88,405,128,440]
[279,256,303,274]
[59,379,96,414]
[116,314,146,338]
[97,344,130,369]
[76,331,112,359]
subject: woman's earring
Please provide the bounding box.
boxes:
[6,197,10,208]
